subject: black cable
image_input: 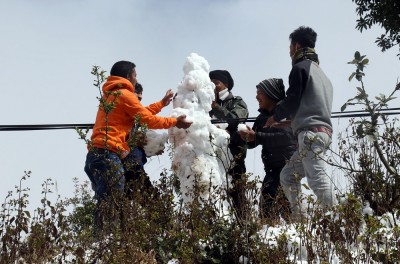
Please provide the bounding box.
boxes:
[1,110,399,131]
[331,107,400,115]
[0,124,92,131]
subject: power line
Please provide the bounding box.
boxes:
[1,109,400,131]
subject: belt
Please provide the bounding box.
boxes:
[295,126,332,137]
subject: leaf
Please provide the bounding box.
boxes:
[356,124,364,137]
[365,134,376,142]
[385,97,396,103]
[347,59,358,64]
[22,224,28,234]
[355,51,361,60]
[301,183,310,190]
[341,103,347,112]
[24,211,31,218]
[348,72,356,81]
[388,166,396,174]
[361,58,369,65]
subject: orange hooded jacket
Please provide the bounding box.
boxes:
[90,76,177,157]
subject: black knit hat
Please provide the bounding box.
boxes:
[256,78,285,102]
[209,70,234,90]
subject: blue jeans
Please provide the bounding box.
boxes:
[84,150,125,202]
[280,130,337,218]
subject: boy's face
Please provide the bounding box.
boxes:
[256,88,274,110]
[211,79,227,93]
[127,68,137,87]
[289,42,301,59]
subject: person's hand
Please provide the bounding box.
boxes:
[162,89,174,106]
[239,127,255,142]
[137,137,148,148]
[212,89,219,108]
[175,115,192,129]
[264,116,277,128]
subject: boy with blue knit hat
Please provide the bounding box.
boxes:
[209,69,249,219]
[240,78,296,221]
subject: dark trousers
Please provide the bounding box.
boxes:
[260,167,290,220]
[123,147,158,200]
[229,143,247,219]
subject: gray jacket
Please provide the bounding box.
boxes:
[274,59,333,134]
[210,93,248,158]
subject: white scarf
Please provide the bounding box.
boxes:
[218,88,229,101]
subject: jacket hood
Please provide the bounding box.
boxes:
[102,76,134,93]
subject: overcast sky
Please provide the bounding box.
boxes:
[1,0,399,211]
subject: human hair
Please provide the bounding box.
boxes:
[110,61,136,79]
[289,26,317,48]
[135,82,143,94]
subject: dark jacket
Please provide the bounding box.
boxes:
[273,59,333,135]
[210,93,248,159]
[247,108,296,169]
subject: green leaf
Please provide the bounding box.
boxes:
[356,124,364,137]
[355,51,361,60]
[361,58,369,65]
[385,97,396,103]
[341,103,347,112]
[366,134,376,142]
[348,72,356,81]
[347,59,358,64]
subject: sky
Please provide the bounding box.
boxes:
[0,0,399,211]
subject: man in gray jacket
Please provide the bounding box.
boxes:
[265,26,337,219]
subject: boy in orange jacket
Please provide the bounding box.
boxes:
[84,60,191,229]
